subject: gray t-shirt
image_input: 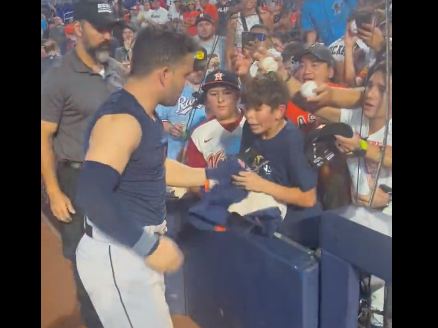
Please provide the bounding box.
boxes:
[193,35,226,70]
[41,50,125,162]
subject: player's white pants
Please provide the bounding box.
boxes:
[76,220,173,328]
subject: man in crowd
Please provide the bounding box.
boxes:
[114,23,136,74]
[41,38,62,75]
[300,0,358,45]
[226,0,262,68]
[49,16,67,47]
[144,0,170,25]
[193,13,227,69]
[215,0,232,36]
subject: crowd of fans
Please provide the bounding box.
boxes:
[41,0,392,327]
[41,0,393,214]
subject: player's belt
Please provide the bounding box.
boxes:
[83,216,168,241]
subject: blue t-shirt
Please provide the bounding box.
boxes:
[156,83,207,160]
[240,121,322,221]
[301,0,357,45]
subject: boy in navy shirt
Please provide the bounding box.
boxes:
[233,75,322,247]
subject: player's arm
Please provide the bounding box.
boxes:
[75,114,182,272]
[76,115,151,250]
[166,155,244,188]
[165,158,207,187]
[232,172,317,208]
[84,114,140,173]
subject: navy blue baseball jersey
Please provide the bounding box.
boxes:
[83,89,168,244]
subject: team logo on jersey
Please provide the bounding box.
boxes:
[207,151,226,168]
[176,96,202,115]
[296,114,316,127]
[329,44,345,56]
[262,164,272,175]
[253,155,265,167]
[218,6,229,14]
[214,72,224,81]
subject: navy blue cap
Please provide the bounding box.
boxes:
[202,69,240,92]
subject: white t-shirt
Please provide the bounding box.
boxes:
[193,35,227,69]
[234,13,261,48]
[144,7,170,25]
[340,108,392,209]
[168,3,183,20]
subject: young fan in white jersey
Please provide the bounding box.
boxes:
[185,69,245,168]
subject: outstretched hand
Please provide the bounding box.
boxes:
[305,83,333,106]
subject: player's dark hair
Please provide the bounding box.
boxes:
[130,25,199,77]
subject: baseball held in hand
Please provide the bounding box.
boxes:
[260,56,278,73]
[300,81,318,97]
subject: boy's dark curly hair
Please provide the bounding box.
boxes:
[243,74,290,110]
